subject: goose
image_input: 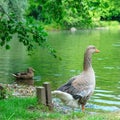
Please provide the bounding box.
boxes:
[12,67,35,79]
[52,45,100,111]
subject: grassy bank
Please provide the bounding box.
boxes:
[94,21,120,29]
[0,97,120,120]
[42,21,120,31]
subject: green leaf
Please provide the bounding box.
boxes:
[5,45,10,49]
[0,41,5,46]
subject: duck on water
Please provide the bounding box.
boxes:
[12,67,35,79]
[52,45,100,111]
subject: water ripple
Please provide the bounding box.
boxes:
[95,89,113,93]
[104,66,115,69]
[86,103,119,111]
[94,93,115,98]
[93,99,120,105]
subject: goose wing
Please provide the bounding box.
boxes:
[58,74,93,101]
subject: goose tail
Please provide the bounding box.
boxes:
[52,90,73,101]
[52,90,79,108]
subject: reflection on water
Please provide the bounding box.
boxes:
[0,29,120,111]
[15,79,34,85]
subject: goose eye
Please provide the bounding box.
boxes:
[92,46,95,49]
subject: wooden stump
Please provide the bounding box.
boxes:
[36,87,46,105]
[36,82,53,111]
[43,82,53,110]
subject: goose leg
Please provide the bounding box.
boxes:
[81,104,85,112]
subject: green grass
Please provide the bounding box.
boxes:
[0,97,37,120]
[43,22,62,31]
[0,97,120,120]
[43,20,120,30]
[94,20,120,28]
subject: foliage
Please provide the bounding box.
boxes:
[28,0,92,28]
[100,0,120,21]
[28,0,120,29]
[0,0,58,57]
[60,0,91,28]
[28,0,63,22]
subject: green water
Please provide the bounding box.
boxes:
[0,29,120,111]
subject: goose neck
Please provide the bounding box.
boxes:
[83,53,92,71]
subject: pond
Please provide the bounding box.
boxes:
[0,28,120,112]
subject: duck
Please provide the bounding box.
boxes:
[52,45,100,111]
[12,67,35,79]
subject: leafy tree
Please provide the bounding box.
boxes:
[28,0,120,29]
[61,0,93,28]
[0,0,57,57]
[28,0,63,24]
[28,0,93,28]
[100,0,120,21]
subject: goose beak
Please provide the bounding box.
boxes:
[95,49,100,53]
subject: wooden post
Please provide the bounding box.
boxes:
[36,87,46,105]
[43,82,53,110]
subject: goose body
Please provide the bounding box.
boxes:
[52,45,100,111]
[12,67,35,79]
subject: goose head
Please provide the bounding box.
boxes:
[83,45,100,70]
[85,45,100,55]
